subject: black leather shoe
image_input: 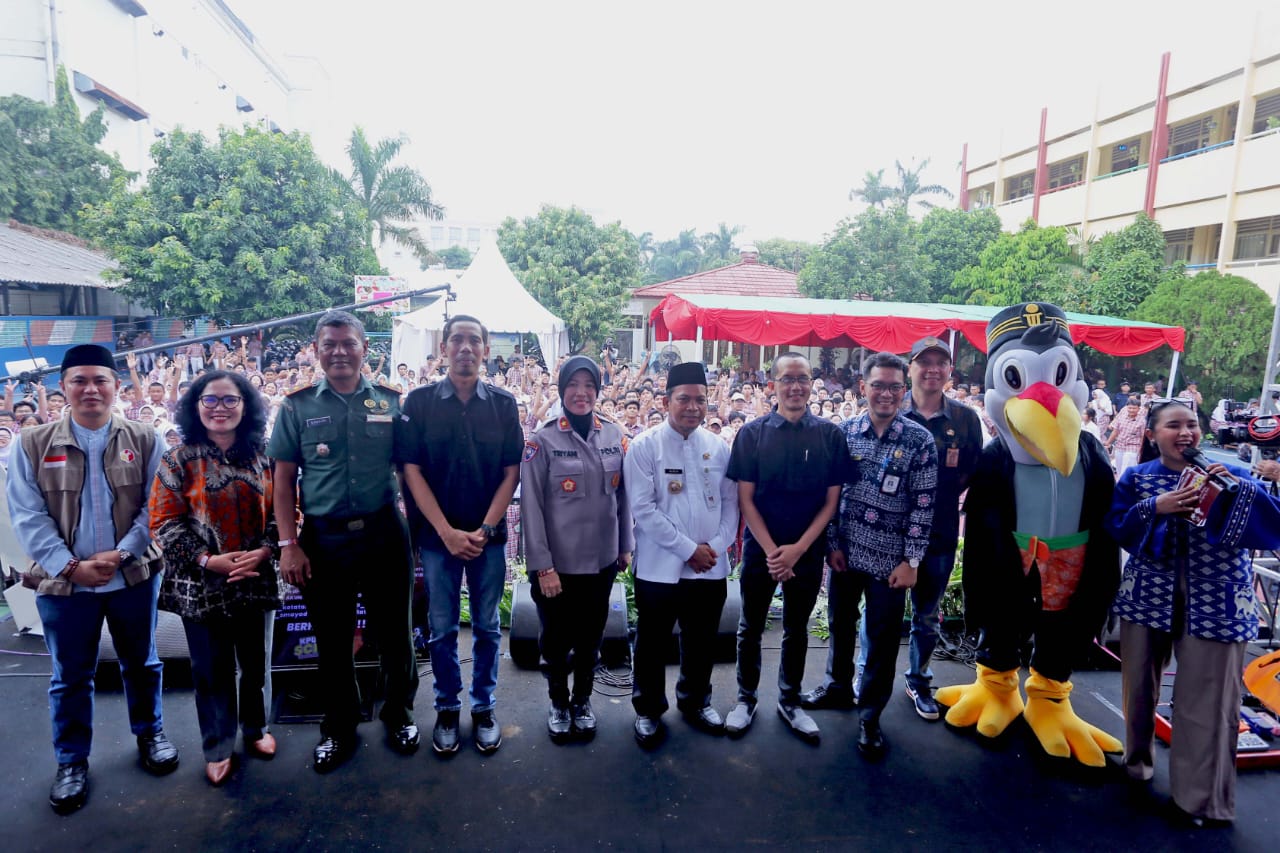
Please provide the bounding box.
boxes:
[634,715,663,748]
[137,730,179,775]
[313,735,355,773]
[857,719,886,758]
[800,684,856,711]
[433,711,461,755]
[681,705,726,734]
[548,704,573,742]
[49,761,88,815]
[570,699,597,739]
[387,723,420,755]
[472,710,502,754]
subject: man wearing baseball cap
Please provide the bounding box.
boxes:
[8,344,173,813]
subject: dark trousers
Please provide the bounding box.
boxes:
[300,504,418,738]
[632,576,728,717]
[181,610,273,762]
[736,549,823,707]
[827,569,906,723]
[529,569,617,706]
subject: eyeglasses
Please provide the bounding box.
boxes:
[776,376,812,386]
[199,394,243,409]
[868,382,907,394]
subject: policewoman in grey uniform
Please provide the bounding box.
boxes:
[268,311,419,772]
[521,355,634,742]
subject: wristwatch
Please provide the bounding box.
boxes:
[198,553,211,569]
[907,558,920,570]
[117,549,133,565]
[480,523,499,540]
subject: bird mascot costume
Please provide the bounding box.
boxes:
[936,302,1123,766]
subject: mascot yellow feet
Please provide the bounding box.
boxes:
[936,664,1024,738]
[1023,669,1122,767]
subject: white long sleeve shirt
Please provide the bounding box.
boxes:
[624,422,739,584]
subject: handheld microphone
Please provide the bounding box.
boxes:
[1181,447,1240,494]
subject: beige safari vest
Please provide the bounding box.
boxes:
[19,415,158,595]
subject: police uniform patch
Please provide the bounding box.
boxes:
[120,448,136,463]
[524,441,540,462]
[561,478,577,493]
[611,473,620,488]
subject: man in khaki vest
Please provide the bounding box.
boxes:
[7,344,173,815]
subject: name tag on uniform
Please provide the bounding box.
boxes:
[306,416,332,428]
[367,414,393,423]
[664,468,683,474]
[946,447,959,467]
[881,473,901,495]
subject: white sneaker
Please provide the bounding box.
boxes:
[724,702,757,736]
[777,703,821,743]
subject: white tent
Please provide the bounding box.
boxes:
[392,240,569,374]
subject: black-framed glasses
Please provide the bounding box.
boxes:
[776,375,812,386]
[869,382,907,394]
[199,394,243,410]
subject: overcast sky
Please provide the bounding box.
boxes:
[242,0,1275,245]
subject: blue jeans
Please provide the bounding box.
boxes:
[421,544,507,712]
[36,573,165,765]
[854,550,954,693]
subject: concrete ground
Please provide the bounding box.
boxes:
[0,618,1275,853]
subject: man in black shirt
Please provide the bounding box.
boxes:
[724,353,850,743]
[395,315,522,756]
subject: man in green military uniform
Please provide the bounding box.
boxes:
[269,310,419,772]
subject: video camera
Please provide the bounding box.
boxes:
[1218,401,1280,450]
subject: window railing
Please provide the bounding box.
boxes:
[1042,180,1084,195]
[997,194,1033,207]
[1225,256,1280,268]
[1159,139,1234,164]
[1094,162,1149,181]
[1243,126,1280,142]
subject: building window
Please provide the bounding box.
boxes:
[448,227,462,247]
[467,227,481,246]
[1234,216,1280,261]
[1167,116,1213,157]
[1110,139,1141,172]
[1253,90,1280,134]
[969,184,994,209]
[1004,170,1035,201]
[430,226,445,246]
[1163,228,1194,265]
[1047,156,1085,190]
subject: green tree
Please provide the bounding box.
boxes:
[434,245,472,269]
[645,229,704,283]
[917,207,1003,302]
[755,237,817,271]
[700,222,742,269]
[891,158,953,212]
[952,220,1075,305]
[0,67,131,233]
[497,205,641,353]
[331,126,443,261]
[1132,271,1272,403]
[1079,213,1169,317]
[798,206,930,302]
[82,126,379,325]
[849,168,894,208]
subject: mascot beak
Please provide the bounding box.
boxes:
[1003,382,1081,475]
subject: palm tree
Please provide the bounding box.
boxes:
[892,158,954,212]
[700,222,742,263]
[332,126,444,261]
[849,169,895,207]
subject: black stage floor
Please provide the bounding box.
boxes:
[1,618,1275,852]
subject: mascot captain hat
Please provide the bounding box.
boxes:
[986,302,1072,356]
